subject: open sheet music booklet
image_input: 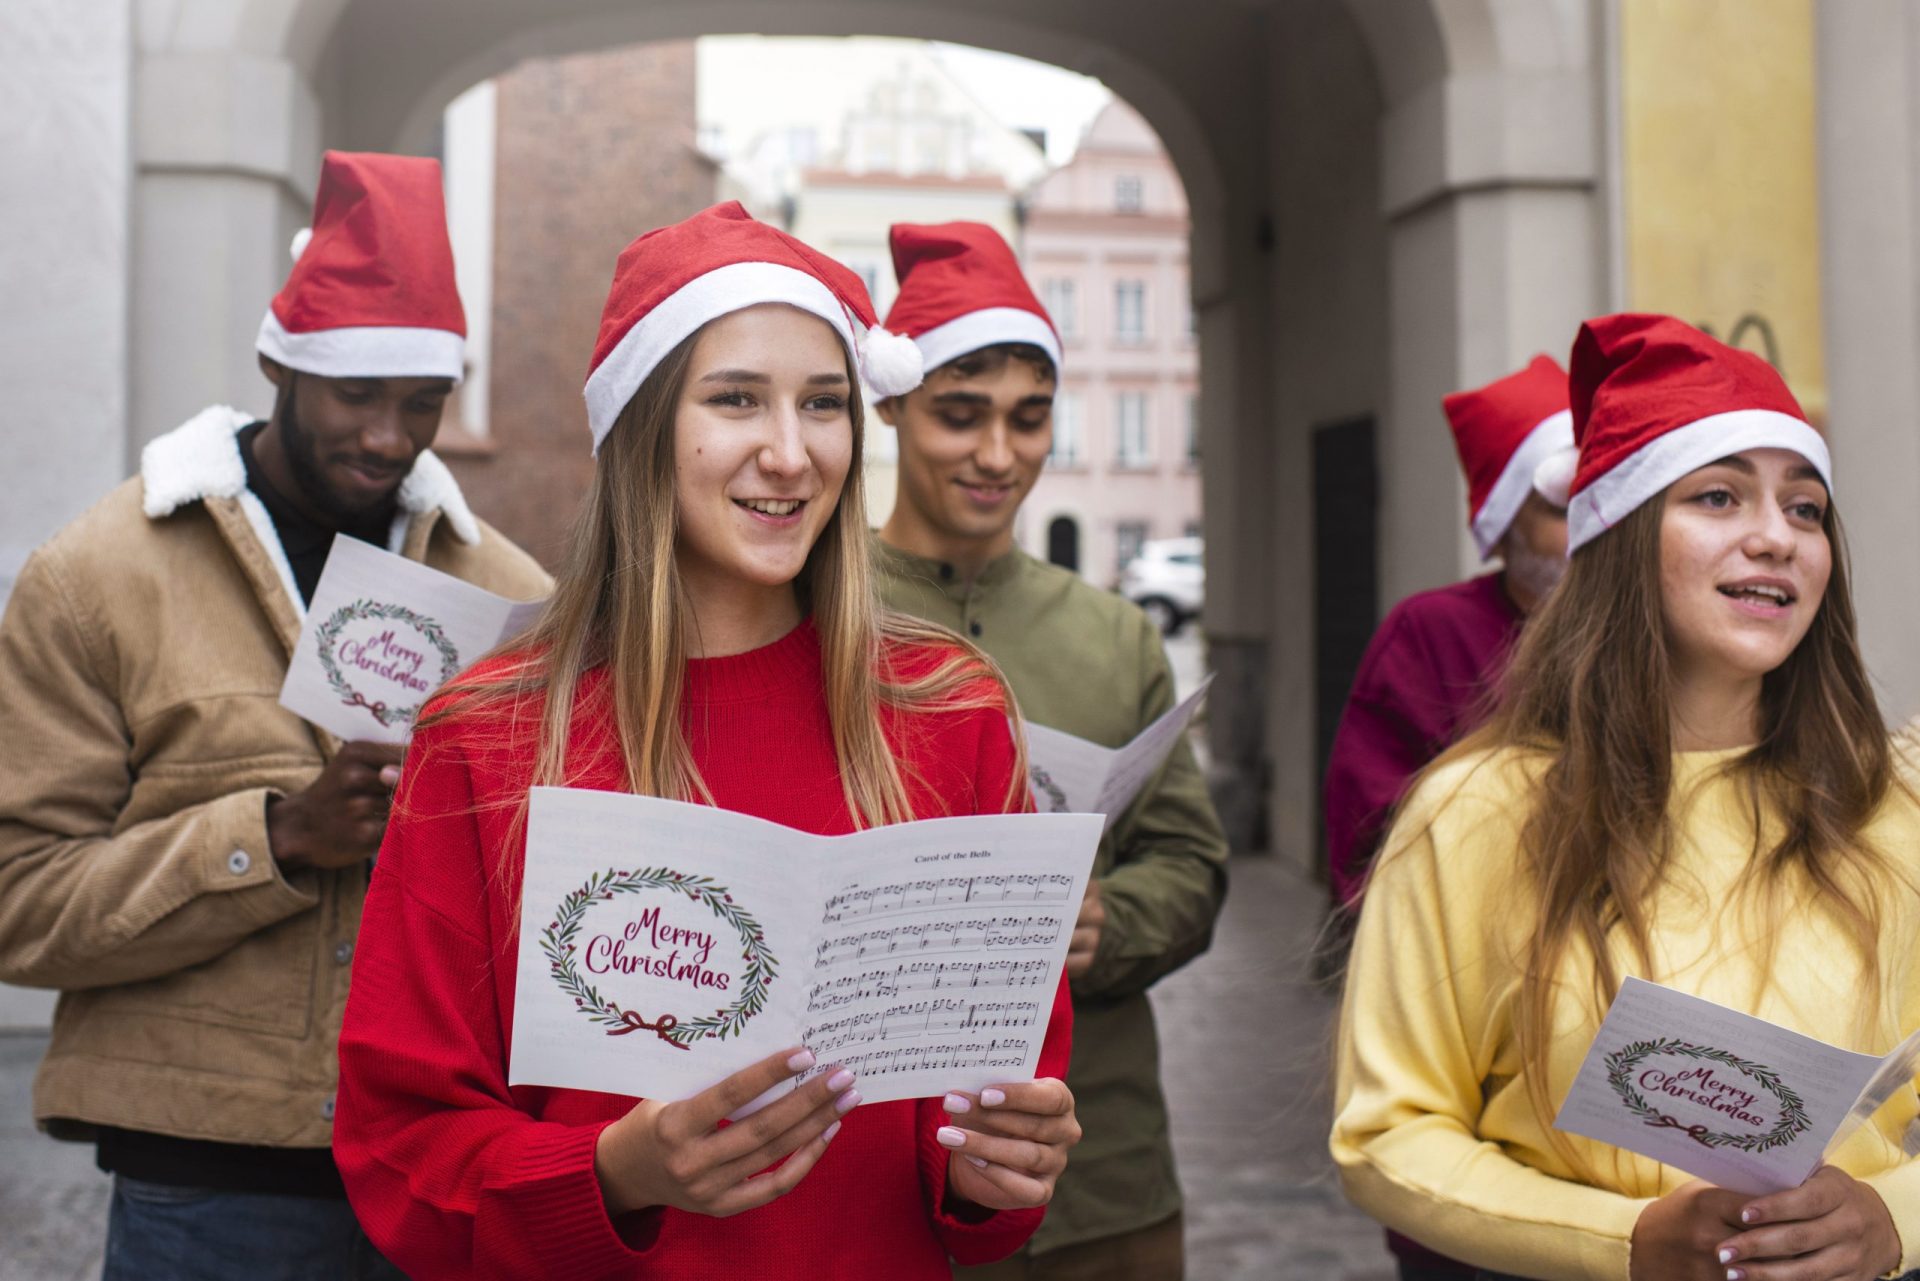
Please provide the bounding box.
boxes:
[1025,676,1212,826]
[508,789,1103,1107]
[1554,977,1920,1195]
[278,536,545,743]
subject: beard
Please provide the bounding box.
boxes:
[278,375,400,524]
[1503,534,1567,608]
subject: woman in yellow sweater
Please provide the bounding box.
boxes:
[1331,314,1920,1281]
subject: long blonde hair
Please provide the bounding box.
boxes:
[1428,494,1899,1170]
[425,321,1025,837]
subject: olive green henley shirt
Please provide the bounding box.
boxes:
[874,537,1230,1255]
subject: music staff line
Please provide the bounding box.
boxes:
[821,873,1076,924]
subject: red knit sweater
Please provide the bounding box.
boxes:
[333,621,1069,1280]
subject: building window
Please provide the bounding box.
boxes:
[1116,520,1149,571]
[1185,519,1203,539]
[1114,281,1147,343]
[1115,175,1143,213]
[1042,278,1077,339]
[1184,395,1201,466]
[1049,391,1084,467]
[1116,392,1151,467]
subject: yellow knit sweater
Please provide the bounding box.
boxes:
[1331,746,1920,1281]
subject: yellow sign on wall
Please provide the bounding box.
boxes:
[1619,0,1826,421]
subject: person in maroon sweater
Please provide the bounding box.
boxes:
[1322,355,1572,1280]
[332,204,1082,1280]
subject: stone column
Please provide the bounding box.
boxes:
[1815,2,1920,726]
[129,47,320,451]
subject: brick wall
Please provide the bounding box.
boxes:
[443,41,716,568]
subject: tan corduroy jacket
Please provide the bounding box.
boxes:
[0,406,551,1149]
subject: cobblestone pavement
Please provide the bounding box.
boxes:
[1155,854,1395,1281]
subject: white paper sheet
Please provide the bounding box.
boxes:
[508,788,1103,1106]
[1025,676,1212,829]
[1553,977,1920,1195]
[278,536,545,743]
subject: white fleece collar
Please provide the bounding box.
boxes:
[140,404,480,545]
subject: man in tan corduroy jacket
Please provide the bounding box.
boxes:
[0,151,550,1280]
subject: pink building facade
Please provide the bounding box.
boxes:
[1018,101,1200,586]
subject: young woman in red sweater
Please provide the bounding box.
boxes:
[332,204,1082,1279]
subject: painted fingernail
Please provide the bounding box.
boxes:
[966,1155,988,1168]
[835,1089,862,1115]
[380,766,402,787]
[981,1088,1006,1107]
[826,1068,855,1092]
[822,1120,842,1144]
[787,1049,816,1073]
[1726,1269,1743,1281]
[1740,1208,1757,1224]
[937,1125,968,1149]
[1718,1249,1735,1265]
[943,1092,972,1114]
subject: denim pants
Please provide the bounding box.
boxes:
[103,1176,406,1281]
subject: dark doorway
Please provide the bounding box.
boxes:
[1047,516,1080,572]
[1311,416,1379,873]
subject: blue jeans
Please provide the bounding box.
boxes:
[104,1176,405,1281]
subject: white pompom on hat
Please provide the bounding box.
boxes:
[582,202,923,453]
[256,150,466,383]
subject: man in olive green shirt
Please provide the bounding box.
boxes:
[872,221,1229,1280]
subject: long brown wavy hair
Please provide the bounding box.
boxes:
[1435,491,1897,1170]
[422,317,1025,848]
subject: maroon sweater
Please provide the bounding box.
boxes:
[1323,572,1523,906]
[334,622,1070,1279]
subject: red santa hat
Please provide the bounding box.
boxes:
[255,151,466,383]
[584,202,923,452]
[883,221,1062,375]
[1533,313,1829,553]
[1443,355,1573,559]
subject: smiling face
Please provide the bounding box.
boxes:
[878,345,1056,564]
[671,304,855,609]
[1659,447,1832,693]
[257,357,452,524]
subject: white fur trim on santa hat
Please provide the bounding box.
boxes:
[1566,409,1831,552]
[583,261,860,454]
[860,326,925,398]
[256,309,466,384]
[909,307,1063,379]
[141,403,481,546]
[1469,409,1572,560]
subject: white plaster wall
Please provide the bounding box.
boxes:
[443,80,497,435]
[1815,1,1920,726]
[0,0,133,599]
[0,0,132,1028]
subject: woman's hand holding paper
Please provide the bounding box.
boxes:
[592,1047,857,1218]
[937,1078,1081,1210]
[1713,1165,1900,1281]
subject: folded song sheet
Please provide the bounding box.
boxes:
[1554,977,1920,1195]
[278,536,545,743]
[1025,676,1212,827]
[509,788,1103,1105]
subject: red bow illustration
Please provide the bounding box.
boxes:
[608,1007,689,1050]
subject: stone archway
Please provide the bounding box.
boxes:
[26,0,1609,870]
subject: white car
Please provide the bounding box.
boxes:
[1120,537,1204,635]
